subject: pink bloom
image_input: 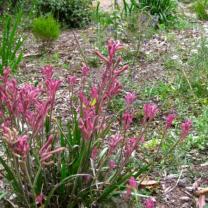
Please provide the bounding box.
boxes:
[91,147,98,160]
[26,101,50,133]
[3,129,29,159]
[79,91,90,106]
[0,111,3,117]
[67,75,78,86]
[114,65,128,77]
[81,64,90,76]
[165,113,176,129]
[180,119,192,140]
[109,160,117,170]
[41,65,53,80]
[39,136,65,166]
[108,134,123,154]
[106,79,122,98]
[90,86,99,100]
[143,103,158,121]
[124,177,138,201]
[45,79,61,100]
[144,197,156,208]
[128,176,138,189]
[95,51,109,63]
[124,138,137,158]
[122,111,133,130]
[107,39,123,61]
[140,136,145,143]
[18,84,42,115]
[79,107,96,141]
[15,135,30,158]
[0,67,10,83]
[35,193,45,205]
[124,92,137,105]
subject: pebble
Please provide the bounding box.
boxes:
[164,174,179,180]
[180,196,190,202]
[186,186,194,192]
[178,179,189,187]
[182,202,191,208]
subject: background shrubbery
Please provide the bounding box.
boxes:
[37,0,92,28]
[138,0,177,25]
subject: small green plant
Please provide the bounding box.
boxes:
[32,15,60,42]
[0,12,23,74]
[194,0,208,20]
[187,106,208,150]
[178,38,208,98]
[138,0,177,25]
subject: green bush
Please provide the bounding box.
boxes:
[37,0,92,28]
[32,15,60,42]
[138,0,177,24]
[194,0,208,20]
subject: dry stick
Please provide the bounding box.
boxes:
[165,169,183,194]
[180,66,197,99]
[72,31,87,64]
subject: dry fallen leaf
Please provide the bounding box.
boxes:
[196,194,206,208]
[139,178,160,191]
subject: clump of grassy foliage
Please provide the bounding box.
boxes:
[32,15,60,42]
[138,0,177,25]
[194,0,208,20]
[0,12,23,74]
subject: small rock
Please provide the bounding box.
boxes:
[182,202,190,208]
[186,186,194,192]
[165,174,178,180]
[180,196,190,202]
[178,179,188,187]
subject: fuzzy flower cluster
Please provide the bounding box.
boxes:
[0,66,63,160]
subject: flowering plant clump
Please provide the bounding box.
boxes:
[0,40,192,207]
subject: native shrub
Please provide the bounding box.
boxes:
[37,0,92,28]
[32,15,60,42]
[0,40,192,207]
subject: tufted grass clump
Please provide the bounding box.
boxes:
[32,15,60,42]
[194,0,208,20]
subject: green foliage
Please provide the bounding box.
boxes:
[32,15,60,42]
[37,0,92,28]
[0,12,23,74]
[187,106,208,150]
[194,0,208,20]
[178,38,208,98]
[138,0,177,24]
[91,2,154,61]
